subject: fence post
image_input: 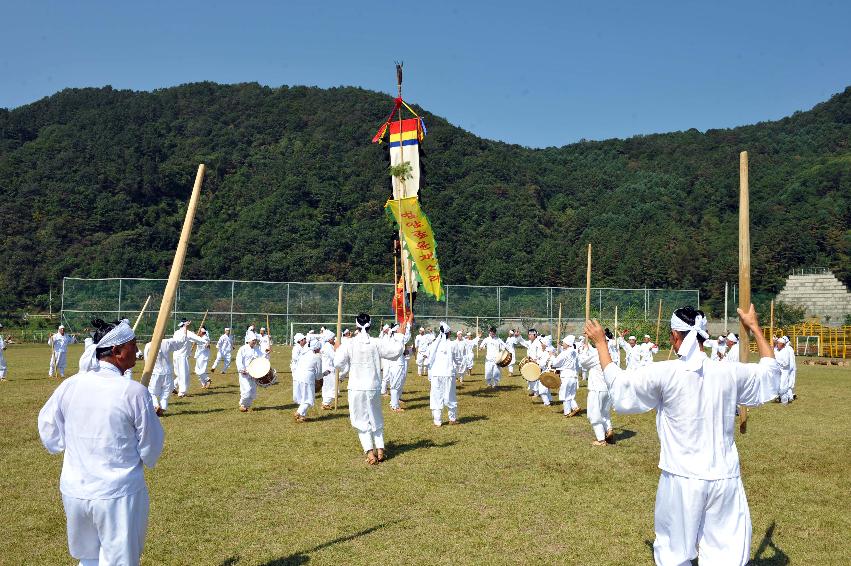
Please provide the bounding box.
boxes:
[118,278,123,320]
[644,288,648,320]
[445,285,450,321]
[60,278,65,323]
[230,280,235,332]
[285,283,290,342]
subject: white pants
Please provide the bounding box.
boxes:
[654,471,752,566]
[0,350,6,378]
[531,380,552,405]
[587,389,612,441]
[559,375,579,414]
[380,367,390,394]
[148,373,173,411]
[349,389,384,451]
[62,488,149,566]
[386,364,405,409]
[293,380,315,416]
[173,355,190,395]
[416,352,427,375]
[50,351,68,377]
[484,360,501,386]
[239,373,257,408]
[507,350,516,374]
[429,374,458,424]
[212,350,231,372]
[194,356,210,386]
[321,372,337,405]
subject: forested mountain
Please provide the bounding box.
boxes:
[0,82,849,314]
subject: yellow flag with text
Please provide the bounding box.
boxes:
[385,196,444,301]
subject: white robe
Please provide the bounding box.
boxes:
[775,346,794,403]
[579,344,612,440]
[212,333,233,372]
[618,338,643,370]
[293,351,321,416]
[334,330,402,451]
[144,334,188,412]
[504,335,520,372]
[38,361,164,565]
[259,334,272,359]
[48,333,76,376]
[551,346,579,412]
[384,326,411,409]
[320,342,337,404]
[427,334,460,424]
[193,334,211,385]
[0,334,7,378]
[171,329,205,395]
[603,353,779,565]
[236,344,262,408]
[478,335,506,386]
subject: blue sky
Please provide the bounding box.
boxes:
[1,0,849,147]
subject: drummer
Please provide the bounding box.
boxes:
[236,331,263,412]
[518,329,544,397]
[478,326,507,388]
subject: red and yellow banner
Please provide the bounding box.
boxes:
[385,196,444,301]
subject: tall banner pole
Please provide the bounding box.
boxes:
[655,299,663,346]
[769,299,775,344]
[557,303,563,345]
[140,164,205,388]
[738,151,751,433]
[585,244,592,322]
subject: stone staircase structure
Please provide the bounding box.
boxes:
[775,271,851,326]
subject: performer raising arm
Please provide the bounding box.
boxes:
[584,304,779,566]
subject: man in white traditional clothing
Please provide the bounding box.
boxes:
[478,326,507,388]
[585,304,779,566]
[319,336,338,410]
[236,331,263,412]
[290,333,307,375]
[379,324,393,395]
[258,327,272,360]
[427,322,462,426]
[48,324,77,378]
[414,327,430,376]
[385,322,411,412]
[785,336,797,400]
[618,334,643,370]
[532,337,555,405]
[452,331,467,385]
[293,338,322,422]
[464,331,479,376]
[578,336,614,445]
[0,322,7,381]
[702,335,727,360]
[551,335,581,416]
[334,313,403,465]
[193,326,212,388]
[518,329,544,396]
[211,327,233,374]
[144,325,188,416]
[38,318,164,566]
[244,324,256,344]
[504,329,520,375]
[775,336,795,404]
[171,319,205,397]
[641,334,659,366]
[723,333,740,363]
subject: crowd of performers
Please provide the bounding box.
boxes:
[28,301,804,566]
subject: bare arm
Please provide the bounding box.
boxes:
[738,304,773,359]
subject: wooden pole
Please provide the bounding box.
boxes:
[335,284,342,410]
[191,309,209,357]
[655,299,663,346]
[140,164,205,388]
[557,303,563,345]
[585,243,592,322]
[769,299,775,343]
[738,151,750,433]
[132,295,152,332]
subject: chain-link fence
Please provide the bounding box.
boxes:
[60,277,699,344]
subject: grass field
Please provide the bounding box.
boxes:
[1,343,849,565]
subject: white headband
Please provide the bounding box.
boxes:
[79,320,135,373]
[670,313,709,371]
[356,319,371,330]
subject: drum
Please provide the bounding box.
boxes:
[248,357,278,388]
[496,350,512,367]
[519,357,541,382]
[539,371,561,390]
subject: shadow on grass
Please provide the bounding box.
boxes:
[642,522,789,566]
[402,394,431,402]
[253,403,298,412]
[456,414,488,425]
[750,521,789,565]
[252,519,405,565]
[612,428,637,442]
[389,438,458,458]
[401,402,428,410]
[164,408,227,417]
